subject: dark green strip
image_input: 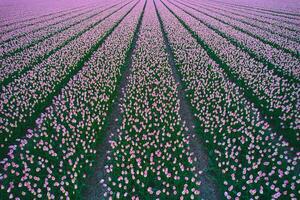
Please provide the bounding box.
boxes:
[78,0,145,198]
[154,1,224,199]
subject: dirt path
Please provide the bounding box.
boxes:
[155,1,223,199]
[80,2,146,199]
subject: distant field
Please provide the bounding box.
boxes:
[0,0,299,199]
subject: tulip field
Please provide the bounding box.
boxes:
[0,0,299,199]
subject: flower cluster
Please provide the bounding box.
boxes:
[0,1,143,198]
[157,1,300,199]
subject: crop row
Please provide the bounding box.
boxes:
[171,0,300,80]
[162,0,300,147]
[0,5,93,41]
[0,1,126,86]
[178,0,300,57]
[0,4,81,27]
[0,0,137,159]
[156,0,300,199]
[188,0,299,42]
[0,6,94,45]
[0,2,120,58]
[207,1,300,33]
[211,0,300,25]
[0,1,95,27]
[100,1,201,199]
[0,1,144,199]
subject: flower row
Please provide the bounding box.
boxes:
[0,1,143,198]
[0,0,122,83]
[163,0,300,145]
[189,0,299,42]
[157,1,300,199]
[0,0,97,27]
[175,0,300,78]
[101,1,201,199]
[0,1,136,159]
[0,3,109,57]
[0,6,92,43]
